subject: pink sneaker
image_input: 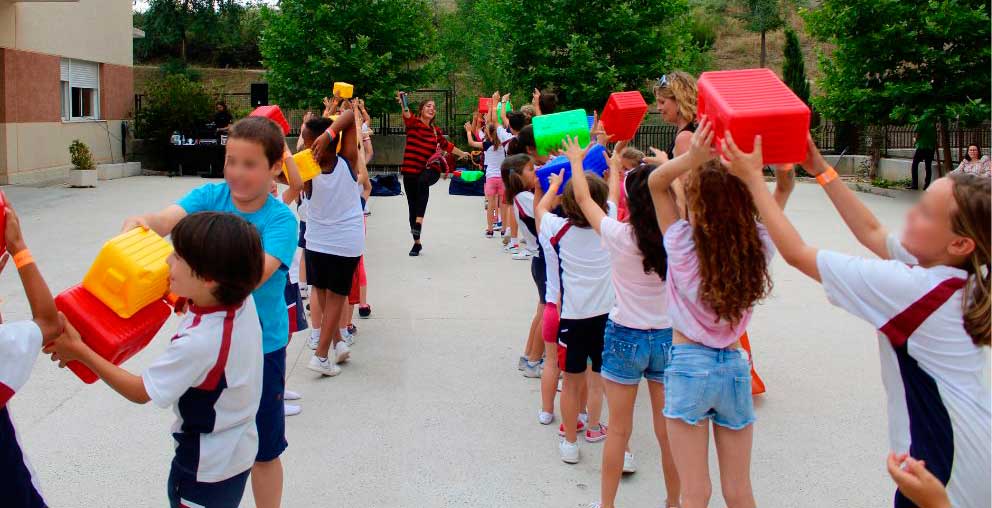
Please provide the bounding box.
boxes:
[585,423,608,443]
[558,419,586,437]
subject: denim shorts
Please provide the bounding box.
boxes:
[663,343,755,430]
[600,320,672,385]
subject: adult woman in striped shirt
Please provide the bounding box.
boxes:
[396,91,470,256]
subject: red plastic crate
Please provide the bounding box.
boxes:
[697,68,811,164]
[249,105,290,136]
[600,92,649,141]
[478,97,493,115]
[55,284,171,384]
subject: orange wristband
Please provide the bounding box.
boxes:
[816,166,839,186]
[13,249,34,269]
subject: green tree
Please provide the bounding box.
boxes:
[134,1,266,67]
[805,0,991,173]
[735,0,785,68]
[135,74,214,160]
[134,0,215,63]
[259,0,441,113]
[449,0,701,112]
[782,28,809,104]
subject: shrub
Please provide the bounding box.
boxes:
[689,7,720,50]
[69,140,95,170]
[135,74,214,144]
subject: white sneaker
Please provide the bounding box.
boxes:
[307,333,320,350]
[538,411,555,425]
[517,355,528,371]
[559,438,580,464]
[308,355,341,377]
[334,341,351,363]
[522,361,542,378]
[284,390,302,401]
[623,451,637,474]
[579,412,589,425]
[341,330,355,346]
[284,403,302,417]
[300,286,310,300]
[512,250,531,260]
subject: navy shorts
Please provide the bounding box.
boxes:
[1,407,46,508]
[557,314,608,374]
[168,464,250,508]
[298,221,307,248]
[530,255,547,304]
[256,347,288,462]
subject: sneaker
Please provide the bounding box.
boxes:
[307,334,320,350]
[300,286,310,300]
[517,355,528,371]
[334,341,351,363]
[538,411,555,425]
[501,234,511,246]
[341,329,355,346]
[347,323,358,336]
[579,412,589,425]
[558,420,586,437]
[522,361,542,378]
[585,423,608,443]
[512,250,531,260]
[358,305,372,318]
[559,438,580,464]
[485,230,494,239]
[284,403,302,417]
[622,451,637,474]
[308,355,341,377]
[284,390,302,401]
[495,220,503,230]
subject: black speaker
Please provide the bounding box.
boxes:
[250,83,269,107]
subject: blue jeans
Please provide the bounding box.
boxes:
[663,343,754,430]
[600,320,673,385]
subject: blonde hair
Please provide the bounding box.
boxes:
[654,71,698,122]
[949,173,991,346]
[621,147,645,164]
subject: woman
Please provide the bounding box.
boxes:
[396,91,469,256]
[952,144,990,178]
[214,101,233,134]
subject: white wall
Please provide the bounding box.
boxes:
[5,0,132,66]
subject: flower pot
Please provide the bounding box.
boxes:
[69,169,98,188]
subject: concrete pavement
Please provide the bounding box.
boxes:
[5,176,966,507]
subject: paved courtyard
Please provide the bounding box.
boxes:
[5,176,978,507]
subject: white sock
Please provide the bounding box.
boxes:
[311,328,321,339]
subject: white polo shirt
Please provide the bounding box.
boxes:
[539,204,617,319]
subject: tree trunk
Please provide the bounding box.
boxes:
[760,31,767,68]
[938,117,953,176]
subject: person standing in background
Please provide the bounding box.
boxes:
[911,114,936,190]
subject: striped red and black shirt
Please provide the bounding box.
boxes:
[402,115,454,175]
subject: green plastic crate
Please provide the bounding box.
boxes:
[532,109,590,156]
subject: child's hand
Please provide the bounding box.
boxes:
[687,117,716,164]
[532,88,541,105]
[395,91,405,105]
[643,147,669,166]
[721,130,764,185]
[44,314,88,367]
[4,204,27,255]
[464,121,473,132]
[501,93,511,103]
[561,135,588,165]
[548,168,566,190]
[798,133,829,176]
[886,453,951,508]
[121,216,150,233]
[492,91,500,102]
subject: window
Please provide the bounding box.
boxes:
[59,58,100,121]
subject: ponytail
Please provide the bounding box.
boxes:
[501,154,533,204]
[949,172,991,346]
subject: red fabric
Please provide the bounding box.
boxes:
[402,115,453,175]
[543,303,559,343]
[348,256,366,305]
[879,277,966,348]
[0,383,14,408]
[195,309,234,391]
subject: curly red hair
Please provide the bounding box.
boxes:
[684,160,773,325]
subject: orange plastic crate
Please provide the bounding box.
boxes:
[600,92,649,141]
[697,68,810,164]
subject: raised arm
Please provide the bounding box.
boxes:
[535,171,563,226]
[122,205,187,237]
[280,141,303,206]
[354,110,371,191]
[724,132,821,281]
[798,135,890,258]
[561,136,607,234]
[465,122,484,149]
[311,109,359,170]
[648,119,714,233]
[397,91,411,119]
[773,164,796,210]
[499,93,511,129]
[4,205,62,342]
[531,88,543,116]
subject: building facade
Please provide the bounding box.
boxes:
[0,0,134,184]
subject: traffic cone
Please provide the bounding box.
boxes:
[741,332,766,395]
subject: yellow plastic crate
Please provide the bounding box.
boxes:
[333,82,354,99]
[282,149,322,183]
[82,228,173,319]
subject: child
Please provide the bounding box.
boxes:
[121,116,300,508]
[48,212,265,508]
[500,109,529,256]
[724,132,990,508]
[0,202,65,508]
[302,111,367,376]
[647,119,774,508]
[537,159,617,465]
[481,92,514,239]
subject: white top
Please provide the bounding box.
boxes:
[142,299,263,483]
[817,234,990,508]
[539,203,617,319]
[0,321,45,502]
[513,191,540,256]
[599,217,671,330]
[483,127,514,179]
[297,194,309,223]
[304,156,365,257]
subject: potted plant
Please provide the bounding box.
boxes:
[68,139,97,187]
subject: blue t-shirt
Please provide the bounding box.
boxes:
[178,183,298,354]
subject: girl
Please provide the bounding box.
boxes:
[725,132,990,508]
[537,151,617,465]
[483,92,514,239]
[502,154,546,381]
[560,136,679,508]
[647,119,776,508]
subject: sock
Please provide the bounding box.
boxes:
[311,328,321,339]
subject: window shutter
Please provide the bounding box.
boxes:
[68,60,100,89]
[60,58,69,81]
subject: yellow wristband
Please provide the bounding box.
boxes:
[816,166,839,186]
[13,249,34,269]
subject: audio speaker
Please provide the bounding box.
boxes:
[250,83,269,107]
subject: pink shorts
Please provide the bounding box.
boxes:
[484,176,505,197]
[542,303,560,344]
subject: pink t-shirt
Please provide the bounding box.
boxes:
[663,219,775,348]
[599,217,671,330]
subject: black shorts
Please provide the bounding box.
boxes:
[531,255,547,304]
[557,314,609,374]
[305,250,360,296]
[256,347,287,462]
[298,221,306,248]
[168,464,250,508]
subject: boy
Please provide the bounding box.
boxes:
[119,116,299,508]
[49,212,265,508]
[0,201,65,508]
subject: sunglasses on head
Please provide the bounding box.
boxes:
[656,74,669,89]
